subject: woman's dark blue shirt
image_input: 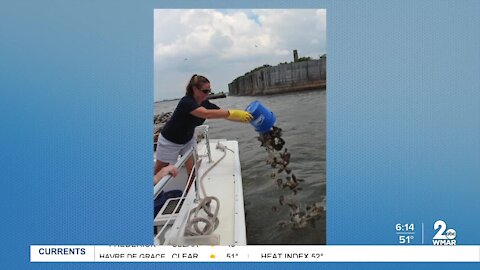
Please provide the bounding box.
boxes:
[161,95,220,144]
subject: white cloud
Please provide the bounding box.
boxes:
[154,9,326,100]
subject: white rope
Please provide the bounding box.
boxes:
[183,142,231,236]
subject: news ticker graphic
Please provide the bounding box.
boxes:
[30,245,480,262]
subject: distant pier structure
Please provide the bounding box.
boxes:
[228,51,326,96]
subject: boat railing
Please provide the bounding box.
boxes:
[194,125,212,163]
[153,125,211,199]
[153,150,191,199]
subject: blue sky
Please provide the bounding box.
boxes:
[154,9,326,101]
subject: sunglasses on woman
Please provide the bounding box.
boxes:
[200,88,211,94]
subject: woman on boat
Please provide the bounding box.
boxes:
[154,74,253,176]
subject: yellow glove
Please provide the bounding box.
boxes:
[227,110,253,123]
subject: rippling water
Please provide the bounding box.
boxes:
[155,90,326,244]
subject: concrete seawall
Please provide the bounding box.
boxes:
[228,58,326,96]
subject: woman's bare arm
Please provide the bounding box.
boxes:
[190,107,229,119]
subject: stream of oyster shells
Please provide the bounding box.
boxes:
[258,126,325,230]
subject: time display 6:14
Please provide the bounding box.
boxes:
[396,223,414,231]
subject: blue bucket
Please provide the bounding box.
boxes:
[245,100,276,134]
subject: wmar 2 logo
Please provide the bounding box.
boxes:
[432,220,456,245]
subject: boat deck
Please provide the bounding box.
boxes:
[156,139,246,245]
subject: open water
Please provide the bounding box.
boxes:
[154,90,326,244]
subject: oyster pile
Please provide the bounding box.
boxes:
[257,126,325,230]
